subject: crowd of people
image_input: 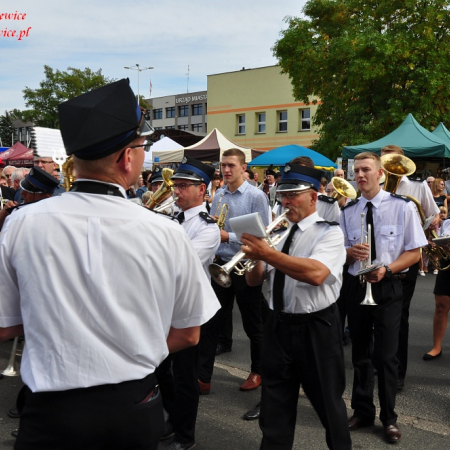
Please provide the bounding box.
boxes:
[0,79,448,450]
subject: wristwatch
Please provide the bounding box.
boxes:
[384,265,393,278]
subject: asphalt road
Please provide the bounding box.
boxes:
[1,274,449,449]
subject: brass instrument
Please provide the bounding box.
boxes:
[2,336,20,377]
[147,168,174,210]
[359,213,377,306]
[62,155,75,191]
[154,196,178,214]
[216,204,228,230]
[209,209,290,288]
[381,154,450,271]
[330,177,357,201]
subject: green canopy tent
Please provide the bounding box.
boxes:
[431,122,450,147]
[342,114,450,159]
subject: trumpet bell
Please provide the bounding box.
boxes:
[209,263,232,288]
[331,177,357,200]
[381,154,416,193]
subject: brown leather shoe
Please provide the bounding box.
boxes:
[198,379,211,395]
[348,416,374,431]
[240,372,262,391]
[384,423,401,443]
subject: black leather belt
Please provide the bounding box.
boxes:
[277,303,336,327]
[383,274,406,281]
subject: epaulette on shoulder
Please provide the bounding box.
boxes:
[341,199,359,210]
[390,193,411,202]
[318,194,337,204]
[199,211,217,224]
[316,220,339,226]
[407,176,423,182]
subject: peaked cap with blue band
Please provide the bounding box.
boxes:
[172,156,215,186]
[58,78,153,160]
[20,167,59,194]
[276,162,323,192]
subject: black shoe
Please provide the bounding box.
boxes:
[215,343,231,356]
[8,408,20,419]
[11,430,18,438]
[348,416,374,431]
[423,350,442,361]
[160,421,174,441]
[242,402,261,420]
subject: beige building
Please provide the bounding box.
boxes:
[207,65,320,151]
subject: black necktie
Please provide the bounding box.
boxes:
[366,202,376,262]
[273,224,299,313]
[177,212,185,224]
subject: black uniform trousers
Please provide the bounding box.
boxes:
[198,265,263,382]
[259,305,351,450]
[397,261,419,381]
[15,373,163,450]
[347,275,402,426]
[155,345,199,444]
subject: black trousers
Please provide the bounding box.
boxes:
[198,268,263,382]
[15,374,163,450]
[259,307,351,450]
[155,345,199,444]
[347,276,402,426]
[397,262,419,380]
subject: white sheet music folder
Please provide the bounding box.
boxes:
[229,213,268,242]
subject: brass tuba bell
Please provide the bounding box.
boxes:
[330,177,357,202]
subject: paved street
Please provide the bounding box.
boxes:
[1,274,449,449]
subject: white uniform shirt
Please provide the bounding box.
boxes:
[0,188,220,392]
[439,218,450,236]
[179,204,220,279]
[340,189,428,276]
[396,176,440,219]
[265,211,346,313]
[273,195,340,222]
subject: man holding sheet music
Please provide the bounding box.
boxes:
[242,162,351,450]
[198,148,270,394]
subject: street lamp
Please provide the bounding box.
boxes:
[124,64,154,105]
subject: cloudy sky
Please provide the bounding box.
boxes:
[1,0,308,113]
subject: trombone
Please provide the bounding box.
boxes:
[209,209,290,288]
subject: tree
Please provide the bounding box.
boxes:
[273,0,450,160]
[22,66,114,128]
[0,110,15,147]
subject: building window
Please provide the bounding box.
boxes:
[178,125,189,131]
[237,114,246,135]
[179,105,189,117]
[166,126,175,130]
[166,107,175,118]
[300,109,310,131]
[192,123,202,132]
[278,111,288,132]
[192,104,202,116]
[153,108,162,120]
[256,113,266,133]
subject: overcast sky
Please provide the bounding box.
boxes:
[1,0,308,113]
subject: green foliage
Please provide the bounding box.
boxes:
[22,66,114,129]
[273,0,450,160]
[0,110,15,147]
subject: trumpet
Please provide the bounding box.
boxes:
[154,196,178,214]
[359,213,377,306]
[209,209,290,288]
[214,193,228,230]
